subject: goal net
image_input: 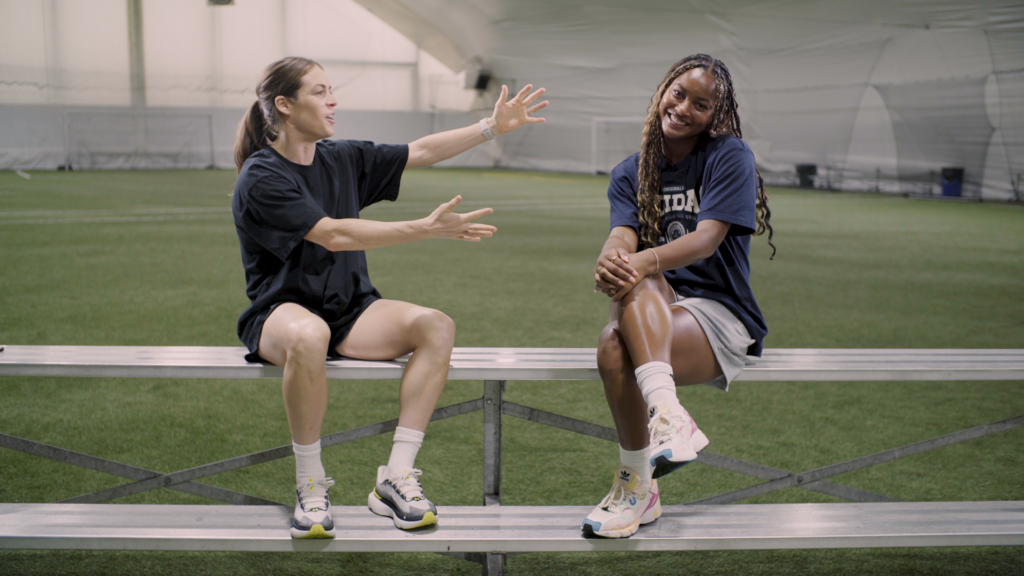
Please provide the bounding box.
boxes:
[590,117,646,174]
[63,111,214,170]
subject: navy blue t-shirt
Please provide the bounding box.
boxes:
[607,135,767,356]
[232,139,408,360]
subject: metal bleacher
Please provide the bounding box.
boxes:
[2,346,1023,575]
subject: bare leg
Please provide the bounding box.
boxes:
[336,299,455,432]
[597,274,723,449]
[258,303,332,445]
[617,276,675,366]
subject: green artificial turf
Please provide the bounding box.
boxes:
[0,168,1022,574]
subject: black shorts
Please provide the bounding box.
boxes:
[240,295,380,363]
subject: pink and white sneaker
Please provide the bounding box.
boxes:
[648,402,709,479]
[581,466,661,538]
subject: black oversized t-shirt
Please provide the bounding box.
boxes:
[607,135,767,356]
[232,139,408,359]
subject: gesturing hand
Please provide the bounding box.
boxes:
[423,195,497,242]
[491,84,548,135]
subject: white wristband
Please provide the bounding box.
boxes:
[479,118,496,140]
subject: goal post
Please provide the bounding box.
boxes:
[591,117,646,174]
[63,110,215,170]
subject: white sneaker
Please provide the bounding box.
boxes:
[648,402,709,479]
[368,466,438,530]
[581,466,660,538]
[290,477,335,539]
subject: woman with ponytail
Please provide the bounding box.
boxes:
[582,54,774,539]
[231,57,547,538]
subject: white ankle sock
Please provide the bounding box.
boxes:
[619,445,653,485]
[292,440,326,485]
[387,426,425,477]
[635,361,681,412]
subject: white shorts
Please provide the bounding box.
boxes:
[670,293,755,391]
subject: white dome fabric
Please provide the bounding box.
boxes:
[356,0,1023,199]
[0,0,1021,199]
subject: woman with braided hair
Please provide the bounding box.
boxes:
[582,54,774,538]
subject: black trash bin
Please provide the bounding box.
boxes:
[795,164,817,188]
[941,167,964,197]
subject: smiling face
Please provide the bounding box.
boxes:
[275,66,337,142]
[657,67,718,160]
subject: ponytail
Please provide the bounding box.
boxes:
[234,101,271,172]
[233,56,322,172]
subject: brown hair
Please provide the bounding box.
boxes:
[234,56,322,172]
[637,54,775,258]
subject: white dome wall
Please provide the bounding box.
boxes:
[845,86,899,191]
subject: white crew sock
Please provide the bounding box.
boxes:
[292,440,326,485]
[387,426,425,478]
[635,361,682,412]
[619,445,653,485]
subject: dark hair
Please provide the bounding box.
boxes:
[234,56,322,172]
[637,54,775,258]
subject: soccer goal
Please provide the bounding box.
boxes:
[63,110,215,170]
[590,117,646,174]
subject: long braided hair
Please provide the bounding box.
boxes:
[637,54,775,259]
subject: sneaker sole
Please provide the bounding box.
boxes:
[290,524,335,539]
[651,430,709,479]
[581,500,662,539]
[368,490,438,530]
[582,516,640,538]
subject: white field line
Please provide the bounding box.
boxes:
[371,203,607,214]
[1,200,605,225]
[0,213,232,225]
[0,207,231,218]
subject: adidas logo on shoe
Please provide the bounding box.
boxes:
[619,469,632,483]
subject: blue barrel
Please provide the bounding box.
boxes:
[941,167,964,197]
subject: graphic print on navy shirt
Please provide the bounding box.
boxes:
[659,182,702,244]
[606,135,768,356]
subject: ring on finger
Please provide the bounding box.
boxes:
[610,255,618,263]
[598,267,607,275]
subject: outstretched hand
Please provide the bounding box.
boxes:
[423,195,497,242]
[491,84,548,135]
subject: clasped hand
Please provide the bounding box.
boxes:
[594,248,648,302]
[423,195,497,242]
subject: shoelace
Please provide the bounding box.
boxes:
[298,477,335,510]
[599,481,628,512]
[388,468,425,501]
[648,406,691,447]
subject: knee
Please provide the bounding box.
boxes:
[620,276,662,306]
[597,323,631,380]
[411,308,456,350]
[282,317,330,362]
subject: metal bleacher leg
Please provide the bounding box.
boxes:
[482,380,505,576]
[483,380,504,506]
